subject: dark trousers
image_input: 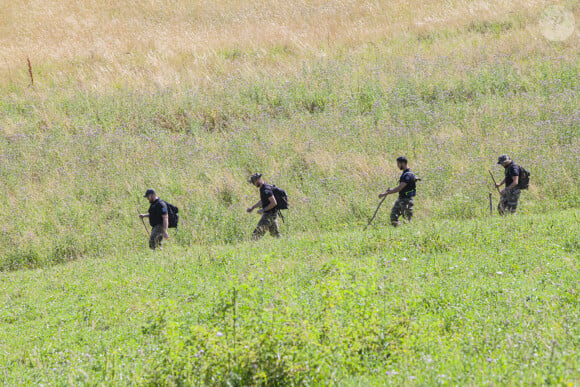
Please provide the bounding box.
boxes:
[390,197,414,227]
[149,225,164,250]
[252,212,281,240]
[498,188,521,215]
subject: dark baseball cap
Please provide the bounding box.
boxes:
[249,173,262,183]
[497,154,510,164]
[396,156,408,163]
[144,188,156,197]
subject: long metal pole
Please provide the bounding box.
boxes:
[488,170,501,194]
[364,195,388,231]
[138,209,149,234]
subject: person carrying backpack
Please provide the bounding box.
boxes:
[139,189,178,249]
[495,154,530,215]
[246,173,287,240]
[379,156,418,227]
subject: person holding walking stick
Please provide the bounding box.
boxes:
[139,189,170,250]
[491,155,530,215]
[378,156,419,227]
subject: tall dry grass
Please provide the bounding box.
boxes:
[0,0,569,88]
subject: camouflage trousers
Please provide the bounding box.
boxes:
[498,188,521,215]
[390,197,414,227]
[149,225,165,250]
[252,211,281,240]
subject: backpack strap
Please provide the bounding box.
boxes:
[402,171,416,181]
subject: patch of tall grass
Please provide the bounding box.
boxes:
[0,210,577,384]
[1,47,578,268]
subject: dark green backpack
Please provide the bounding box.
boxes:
[518,166,530,190]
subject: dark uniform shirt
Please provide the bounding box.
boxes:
[148,199,168,227]
[399,169,417,198]
[260,184,276,213]
[504,163,520,188]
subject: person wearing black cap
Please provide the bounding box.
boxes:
[246,173,281,240]
[495,154,521,215]
[379,156,418,227]
[139,189,170,249]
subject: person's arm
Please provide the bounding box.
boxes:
[501,176,519,195]
[139,213,150,219]
[247,200,262,213]
[506,176,519,190]
[495,178,506,188]
[258,195,277,213]
[500,166,519,194]
[162,214,169,238]
[379,182,407,198]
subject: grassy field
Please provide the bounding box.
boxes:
[0,0,579,384]
[0,210,578,384]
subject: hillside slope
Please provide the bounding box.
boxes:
[0,1,578,383]
[0,210,578,384]
[0,2,578,267]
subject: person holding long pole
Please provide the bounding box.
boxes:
[378,156,419,227]
[138,189,170,250]
[492,155,530,215]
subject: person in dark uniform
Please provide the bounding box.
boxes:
[495,154,522,215]
[379,156,418,227]
[246,173,281,240]
[139,189,170,249]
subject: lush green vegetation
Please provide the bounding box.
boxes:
[0,210,578,384]
[0,0,578,384]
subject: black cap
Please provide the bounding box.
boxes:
[249,173,263,183]
[497,154,510,164]
[396,156,408,163]
[144,189,156,197]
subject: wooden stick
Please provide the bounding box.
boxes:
[27,57,34,87]
[488,170,501,194]
[138,209,149,234]
[364,195,388,231]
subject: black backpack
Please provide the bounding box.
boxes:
[271,185,288,210]
[163,201,179,228]
[401,170,418,197]
[518,166,531,190]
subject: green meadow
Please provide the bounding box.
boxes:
[0,211,578,384]
[0,0,578,384]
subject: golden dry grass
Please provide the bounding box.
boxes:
[0,0,569,88]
